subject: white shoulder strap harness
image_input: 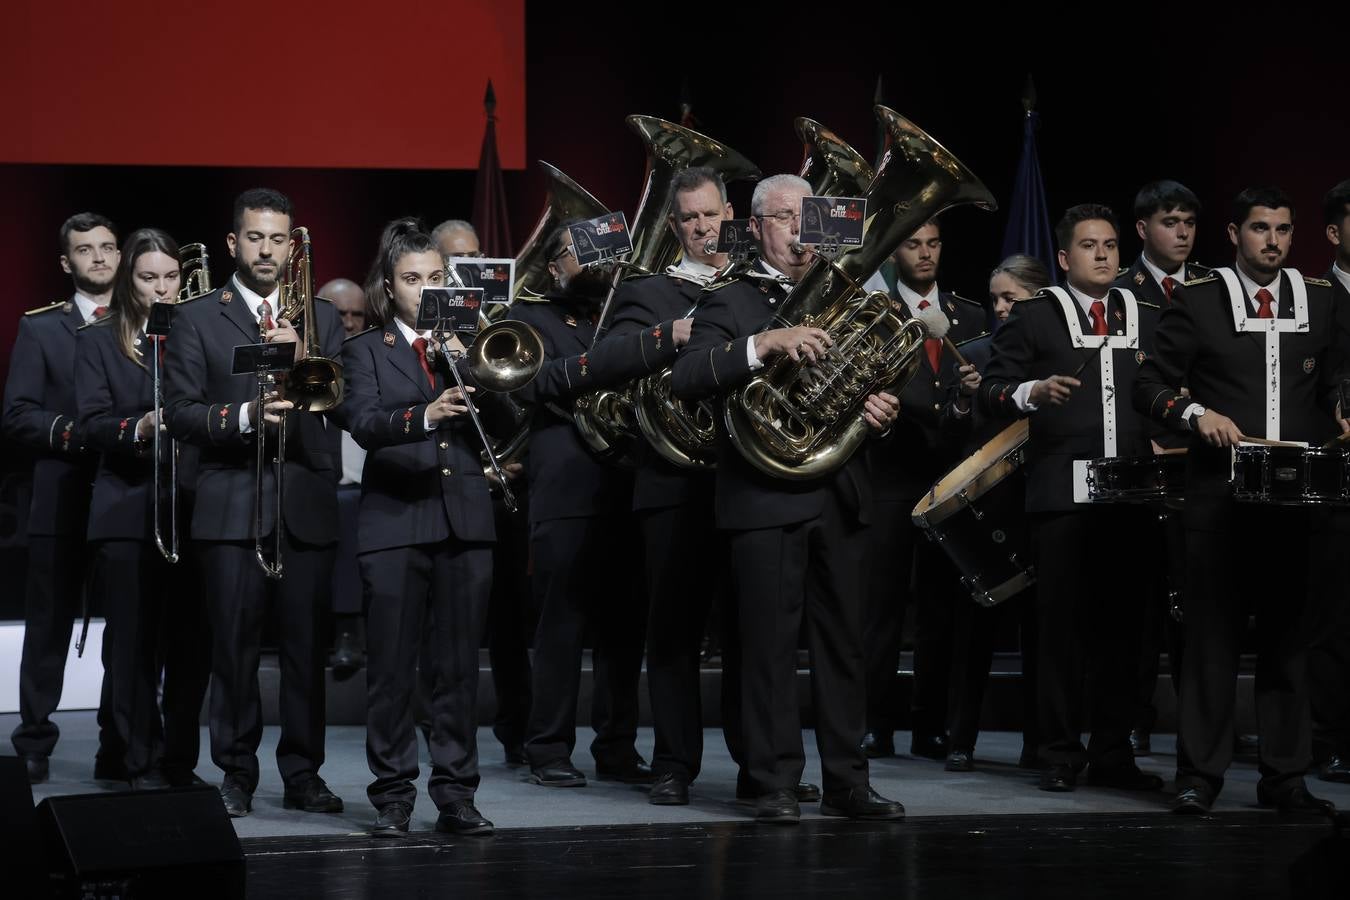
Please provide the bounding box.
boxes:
[1212,267,1308,441]
[1045,286,1140,457]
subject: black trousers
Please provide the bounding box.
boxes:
[1310,511,1350,761]
[640,501,742,781]
[486,497,534,753]
[1133,511,1185,735]
[523,514,644,769]
[730,489,869,796]
[331,485,364,617]
[361,539,492,810]
[1030,508,1148,771]
[948,589,1038,756]
[1178,504,1317,794]
[197,533,333,792]
[93,540,210,778]
[11,534,121,763]
[864,499,959,738]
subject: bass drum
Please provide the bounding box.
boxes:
[911,420,1033,607]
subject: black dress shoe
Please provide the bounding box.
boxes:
[330,630,366,676]
[1086,764,1164,792]
[910,733,949,761]
[945,750,974,772]
[649,773,690,806]
[595,758,656,785]
[436,799,494,835]
[220,779,253,818]
[1318,754,1350,783]
[527,760,587,787]
[1171,785,1215,815]
[129,770,171,791]
[860,731,895,759]
[820,785,906,820]
[164,768,206,788]
[754,789,800,824]
[22,755,48,784]
[1129,729,1152,757]
[373,801,412,835]
[1257,782,1336,817]
[794,781,821,803]
[93,756,126,782]
[283,775,345,813]
[1039,764,1077,793]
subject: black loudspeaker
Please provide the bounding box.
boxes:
[0,756,44,897]
[35,785,245,899]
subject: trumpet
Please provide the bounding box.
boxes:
[150,242,211,563]
[254,228,344,579]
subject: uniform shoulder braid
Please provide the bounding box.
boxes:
[1303,274,1333,288]
[1183,272,1218,288]
[948,292,985,312]
[24,300,68,316]
[343,325,381,344]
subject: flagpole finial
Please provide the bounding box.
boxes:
[873,73,885,107]
[484,80,497,118]
[1021,74,1037,115]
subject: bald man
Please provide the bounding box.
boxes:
[433,220,482,259]
[318,278,368,338]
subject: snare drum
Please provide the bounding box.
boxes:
[1087,450,1187,508]
[912,420,1034,607]
[1231,444,1350,506]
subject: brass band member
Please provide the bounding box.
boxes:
[163,188,345,818]
[671,173,904,823]
[4,213,123,783]
[76,228,210,789]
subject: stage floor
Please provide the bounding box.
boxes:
[10,712,1350,898]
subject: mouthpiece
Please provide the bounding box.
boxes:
[703,239,719,255]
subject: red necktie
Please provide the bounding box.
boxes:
[1161,276,1176,303]
[92,305,108,319]
[258,299,274,333]
[411,337,436,389]
[1089,300,1108,336]
[1255,288,1275,319]
[918,299,942,372]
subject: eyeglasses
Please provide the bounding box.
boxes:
[550,246,574,262]
[756,210,801,226]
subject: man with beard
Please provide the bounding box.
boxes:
[1134,186,1347,815]
[670,174,904,823]
[4,213,123,783]
[505,222,651,789]
[163,188,346,818]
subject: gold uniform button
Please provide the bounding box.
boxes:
[441,467,452,476]
[438,441,449,450]
[933,403,941,410]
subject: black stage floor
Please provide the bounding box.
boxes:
[242,813,1349,900]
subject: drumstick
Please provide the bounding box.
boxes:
[944,336,970,369]
[1069,341,1108,379]
[1322,431,1350,450]
[1237,434,1305,447]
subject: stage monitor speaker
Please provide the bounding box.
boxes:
[0,755,44,897]
[36,784,244,899]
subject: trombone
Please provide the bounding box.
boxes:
[254,227,344,579]
[150,242,212,563]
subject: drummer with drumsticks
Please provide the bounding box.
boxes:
[1133,186,1350,817]
[980,203,1165,796]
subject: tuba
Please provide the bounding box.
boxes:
[722,108,997,480]
[629,117,874,471]
[150,242,212,562]
[510,161,609,309]
[572,115,759,464]
[254,227,344,578]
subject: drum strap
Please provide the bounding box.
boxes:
[1046,286,1140,457]
[1214,267,1309,442]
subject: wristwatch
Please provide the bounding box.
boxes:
[1187,406,1207,430]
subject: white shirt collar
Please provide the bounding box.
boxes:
[1332,261,1350,296]
[1066,282,1110,316]
[669,257,720,285]
[72,292,104,323]
[394,317,432,347]
[1234,264,1281,311]
[1140,253,1186,289]
[231,274,280,323]
[895,279,939,311]
[759,261,793,283]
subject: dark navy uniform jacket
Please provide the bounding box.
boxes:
[2,300,97,537]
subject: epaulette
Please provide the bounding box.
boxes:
[175,292,210,306]
[953,333,989,349]
[1025,290,1057,303]
[314,295,333,303]
[77,313,116,331]
[702,265,755,293]
[1115,266,1130,278]
[1136,299,1161,311]
[1189,262,1213,278]
[1183,274,1218,288]
[1303,275,1333,288]
[343,325,380,344]
[517,295,551,304]
[25,300,68,316]
[949,293,984,310]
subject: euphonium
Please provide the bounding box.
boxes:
[511,161,609,308]
[572,116,760,464]
[722,108,997,480]
[254,227,344,578]
[150,242,212,563]
[630,117,873,471]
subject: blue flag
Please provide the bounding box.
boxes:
[1000,110,1056,282]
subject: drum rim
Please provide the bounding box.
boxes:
[912,419,1029,527]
